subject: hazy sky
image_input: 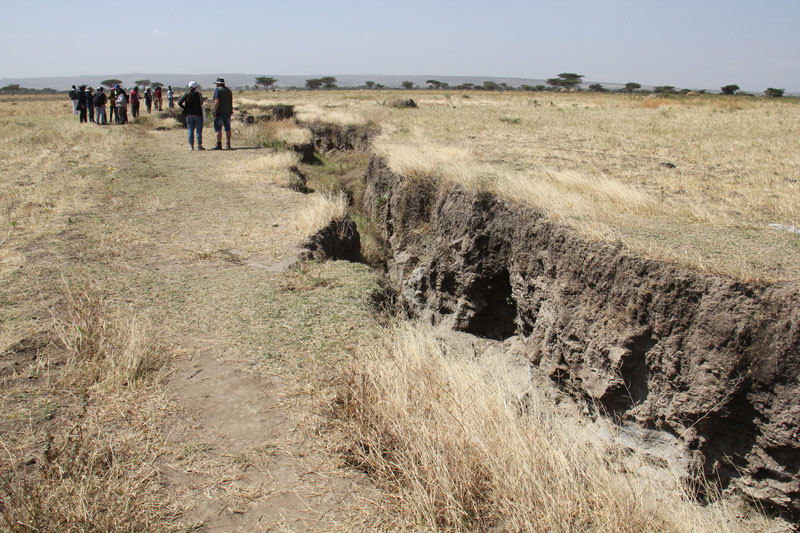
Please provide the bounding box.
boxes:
[2,0,799,92]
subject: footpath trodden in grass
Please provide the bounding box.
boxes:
[0,97,382,531]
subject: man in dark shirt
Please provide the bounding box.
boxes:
[212,77,233,150]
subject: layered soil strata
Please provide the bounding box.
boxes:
[360,155,800,516]
[303,122,379,154]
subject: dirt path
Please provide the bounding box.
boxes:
[105,126,376,531]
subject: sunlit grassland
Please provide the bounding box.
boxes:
[238,89,800,282]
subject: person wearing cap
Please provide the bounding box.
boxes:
[178,82,205,151]
[93,87,108,125]
[212,77,233,150]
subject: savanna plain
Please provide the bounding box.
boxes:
[0,91,796,532]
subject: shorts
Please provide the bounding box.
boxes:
[213,113,232,132]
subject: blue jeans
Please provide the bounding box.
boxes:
[186,115,203,147]
[95,106,107,124]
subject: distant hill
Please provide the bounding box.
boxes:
[5,73,793,96]
[1,73,560,91]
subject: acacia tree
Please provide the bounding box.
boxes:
[721,84,740,95]
[764,87,784,98]
[320,77,337,89]
[546,72,584,90]
[365,80,376,89]
[624,82,641,93]
[0,84,21,95]
[654,85,676,94]
[401,80,414,89]
[255,76,277,90]
[134,79,151,87]
[426,79,448,90]
[305,79,323,90]
[588,83,605,92]
[482,81,500,91]
[101,79,122,88]
[151,81,164,89]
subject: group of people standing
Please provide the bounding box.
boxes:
[69,84,175,125]
[68,77,233,152]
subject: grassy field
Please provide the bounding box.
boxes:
[0,95,791,531]
[243,89,800,283]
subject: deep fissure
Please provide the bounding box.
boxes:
[294,121,800,521]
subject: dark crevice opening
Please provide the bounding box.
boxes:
[462,269,517,340]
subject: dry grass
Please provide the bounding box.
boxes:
[296,191,351,236]
[226,150,303,186]
[235,118,312,148]
[0,279,176,532]
[53,278,168,391]
[0,97,180,531]
[228,89,800,281]
[371,91,799,282]
[331,322,779,532]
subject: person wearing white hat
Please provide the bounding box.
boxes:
[178,82,205,150]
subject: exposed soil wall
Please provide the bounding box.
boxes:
[361,155,800,516]
[302,122,379,154]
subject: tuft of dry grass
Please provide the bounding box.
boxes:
[52,278,168,392]
[331,322,777,532]
[296,191,350,236]
[0,279,176,532]
[235,119,312,149]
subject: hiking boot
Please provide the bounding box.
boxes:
[197,146,205,151]
[213,143,222,150]
[226,143,232,150]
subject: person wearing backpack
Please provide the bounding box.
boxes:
[94,87,108,124]
[69,85,79,115]
[178,81,205,151]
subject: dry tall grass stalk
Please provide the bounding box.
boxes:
[373,139,497,192]
[295,102,382,126]
[332,322,772,532]
[1,277,175,532]
[297,191,350,236]
[0,396,177,533]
